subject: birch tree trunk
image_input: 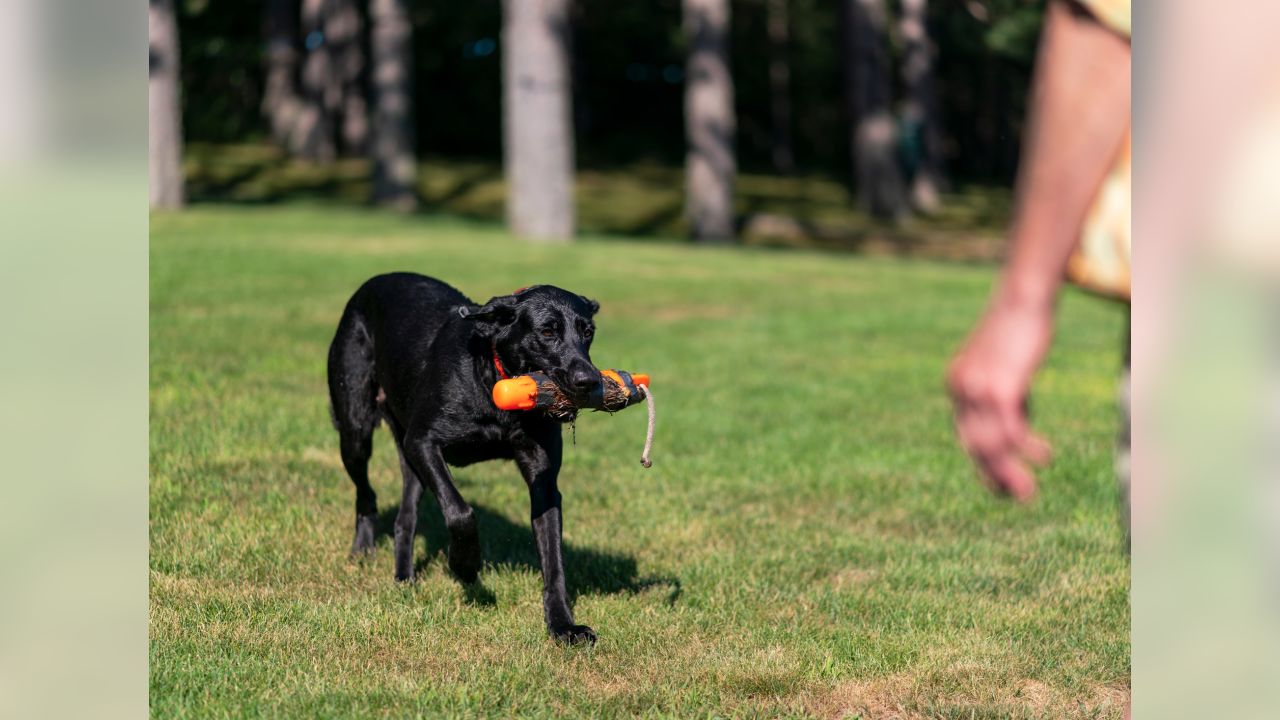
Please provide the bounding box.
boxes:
[149,0,185,209]
[767,0,794,174]
[370,0,417,210]
[842,0,907,220]
[899,0,943,212]
[683,0,736,242]
[502,0,576,242]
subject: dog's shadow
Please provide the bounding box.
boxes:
[374,499,681,607]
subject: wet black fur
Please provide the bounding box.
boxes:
[327,273,602,645]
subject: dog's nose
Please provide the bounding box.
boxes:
[570,368,599,391]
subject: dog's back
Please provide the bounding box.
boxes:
[343,272,470,361]
[327,273,471,437]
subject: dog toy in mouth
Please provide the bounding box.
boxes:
[492,370,656,468]
[492,370,649,413]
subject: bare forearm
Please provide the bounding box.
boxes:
[997,0,1131,310]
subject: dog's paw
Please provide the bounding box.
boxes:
[550,623,597,646]
[447,521,483,583]
[349,514,378,557]
[447,542,482,584]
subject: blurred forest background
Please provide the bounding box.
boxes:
[148,5,1137,715]
[151,0,1047,253]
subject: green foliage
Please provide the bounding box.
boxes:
[177,0,267,143]
[175,0,1044,181]
[151,206,1129,718]
[985,2,1047,63]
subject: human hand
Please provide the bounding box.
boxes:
[946,299,1055,501]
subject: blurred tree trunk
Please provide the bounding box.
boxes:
[289,0,366,159]
[502,0,576,241]
[766,0,794,175]
[370,0,417,210]
[263,0,306,154]
[299,0,337,162]
[683,0,736,242]
[149,0,185,209]
[330,0,368,155]
[841,0,907,220]
[899,0,943,212]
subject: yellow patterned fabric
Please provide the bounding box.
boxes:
[1066,0,1131,301]
[1075,0,1131,37]
[1067,132,1131,300]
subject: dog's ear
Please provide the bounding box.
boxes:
[465,294,520,337]
[580,296,600,317]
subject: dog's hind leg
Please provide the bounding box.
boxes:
[327,308,380,556]
[384,414,425,582]
[391,450,424,582]
[339,432,378,556]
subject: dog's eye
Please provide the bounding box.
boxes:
[582,327,594,339]
[541,329,556,339]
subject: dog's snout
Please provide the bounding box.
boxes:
[570,367,599,391]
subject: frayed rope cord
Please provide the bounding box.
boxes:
[638,384,655,468]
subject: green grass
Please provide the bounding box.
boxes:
[150,206,1129,718]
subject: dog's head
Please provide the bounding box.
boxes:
[464,286,602,404]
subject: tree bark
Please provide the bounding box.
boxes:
[766,0,794,174]
[149,0,185,209]
[683,0,736,242]
[299,0,337,162]
[899,0,943,212]
[263,0,306,153]
[330,0,368,155]
[288,0,366,159]
[502,0,576,242]
[841,0,907,220]
[370,0,417,210]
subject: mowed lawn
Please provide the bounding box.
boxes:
[149,206,1129,719]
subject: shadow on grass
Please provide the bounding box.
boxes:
[374,499,681,607]
[184,143,1011,259]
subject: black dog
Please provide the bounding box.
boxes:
[327,273,602,645]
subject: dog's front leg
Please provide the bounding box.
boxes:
[515,434,596,646]
[402,435,482,583]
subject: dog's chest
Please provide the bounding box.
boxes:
[432,407,522,467]
[440,439,516,467]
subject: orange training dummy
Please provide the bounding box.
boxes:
[492,370,650,416]
[492,369,656,468]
